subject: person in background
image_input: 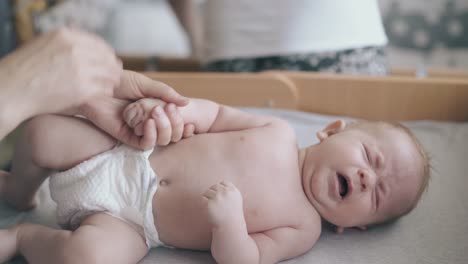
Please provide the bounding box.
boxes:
[169,0,203,58]
[171,0,388,75]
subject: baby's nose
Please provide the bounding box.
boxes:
[357,169,376,192]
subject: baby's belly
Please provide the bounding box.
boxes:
[151,182,218,249]
[151,176,306,250]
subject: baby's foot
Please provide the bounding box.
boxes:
[123,98,166,135]
[0,226,19,263]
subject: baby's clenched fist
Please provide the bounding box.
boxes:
[203,181,244,229]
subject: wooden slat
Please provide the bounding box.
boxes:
[142,71,468,121]
[390,68,468,79]
[144,72,298,109]
[285,72,468,121]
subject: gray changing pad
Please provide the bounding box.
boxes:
[1,108,467,264]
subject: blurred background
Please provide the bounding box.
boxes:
[0,0,467,72]
[0,0,467,170]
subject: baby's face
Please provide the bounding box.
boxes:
[302,121,422,228]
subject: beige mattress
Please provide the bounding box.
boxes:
[1,108,467,264]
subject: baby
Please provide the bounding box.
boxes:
[0,97,429,264]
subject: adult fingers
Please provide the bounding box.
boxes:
[116,71,189,106]
[141,77,189,106]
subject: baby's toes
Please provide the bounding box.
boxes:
[123,102,145,128]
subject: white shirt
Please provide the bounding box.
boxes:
[202,0,388,62]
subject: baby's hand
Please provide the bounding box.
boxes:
[203,181,244,228]
[123,98,195,146]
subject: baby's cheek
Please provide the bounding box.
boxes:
[342,197,373,221]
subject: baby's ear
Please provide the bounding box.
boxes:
[317,120,346,142]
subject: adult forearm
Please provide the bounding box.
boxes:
[0,86,30,140]
[211,224,260,264]
[0,57,31,140]
[0,108,16,140]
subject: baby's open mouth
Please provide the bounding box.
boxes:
[338,174,348,199]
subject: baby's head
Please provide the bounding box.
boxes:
[301,120,430,231]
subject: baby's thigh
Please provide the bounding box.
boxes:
[69,213,148,264]
[25,115,116,170]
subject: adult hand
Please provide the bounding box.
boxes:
[0,27,121,140]
[79,70,190,150]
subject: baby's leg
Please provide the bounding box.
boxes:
[1,115,117,210]
[0,213,148,264]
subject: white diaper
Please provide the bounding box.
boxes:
[49,144,162,248]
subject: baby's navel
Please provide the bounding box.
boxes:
[159,179,169,186]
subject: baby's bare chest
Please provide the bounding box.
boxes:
[147,132,309,248]
[149,130,299,193]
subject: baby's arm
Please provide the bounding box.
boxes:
[181,99,278,133]
[124,97,280,136]
[204,182,320,264]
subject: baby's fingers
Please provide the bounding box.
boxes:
[134,123,144,136]
[183,124,195,138]
[164,103,184,143]
[203,188,217,200]
[152,106,172,146]
[134,118,156,150]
